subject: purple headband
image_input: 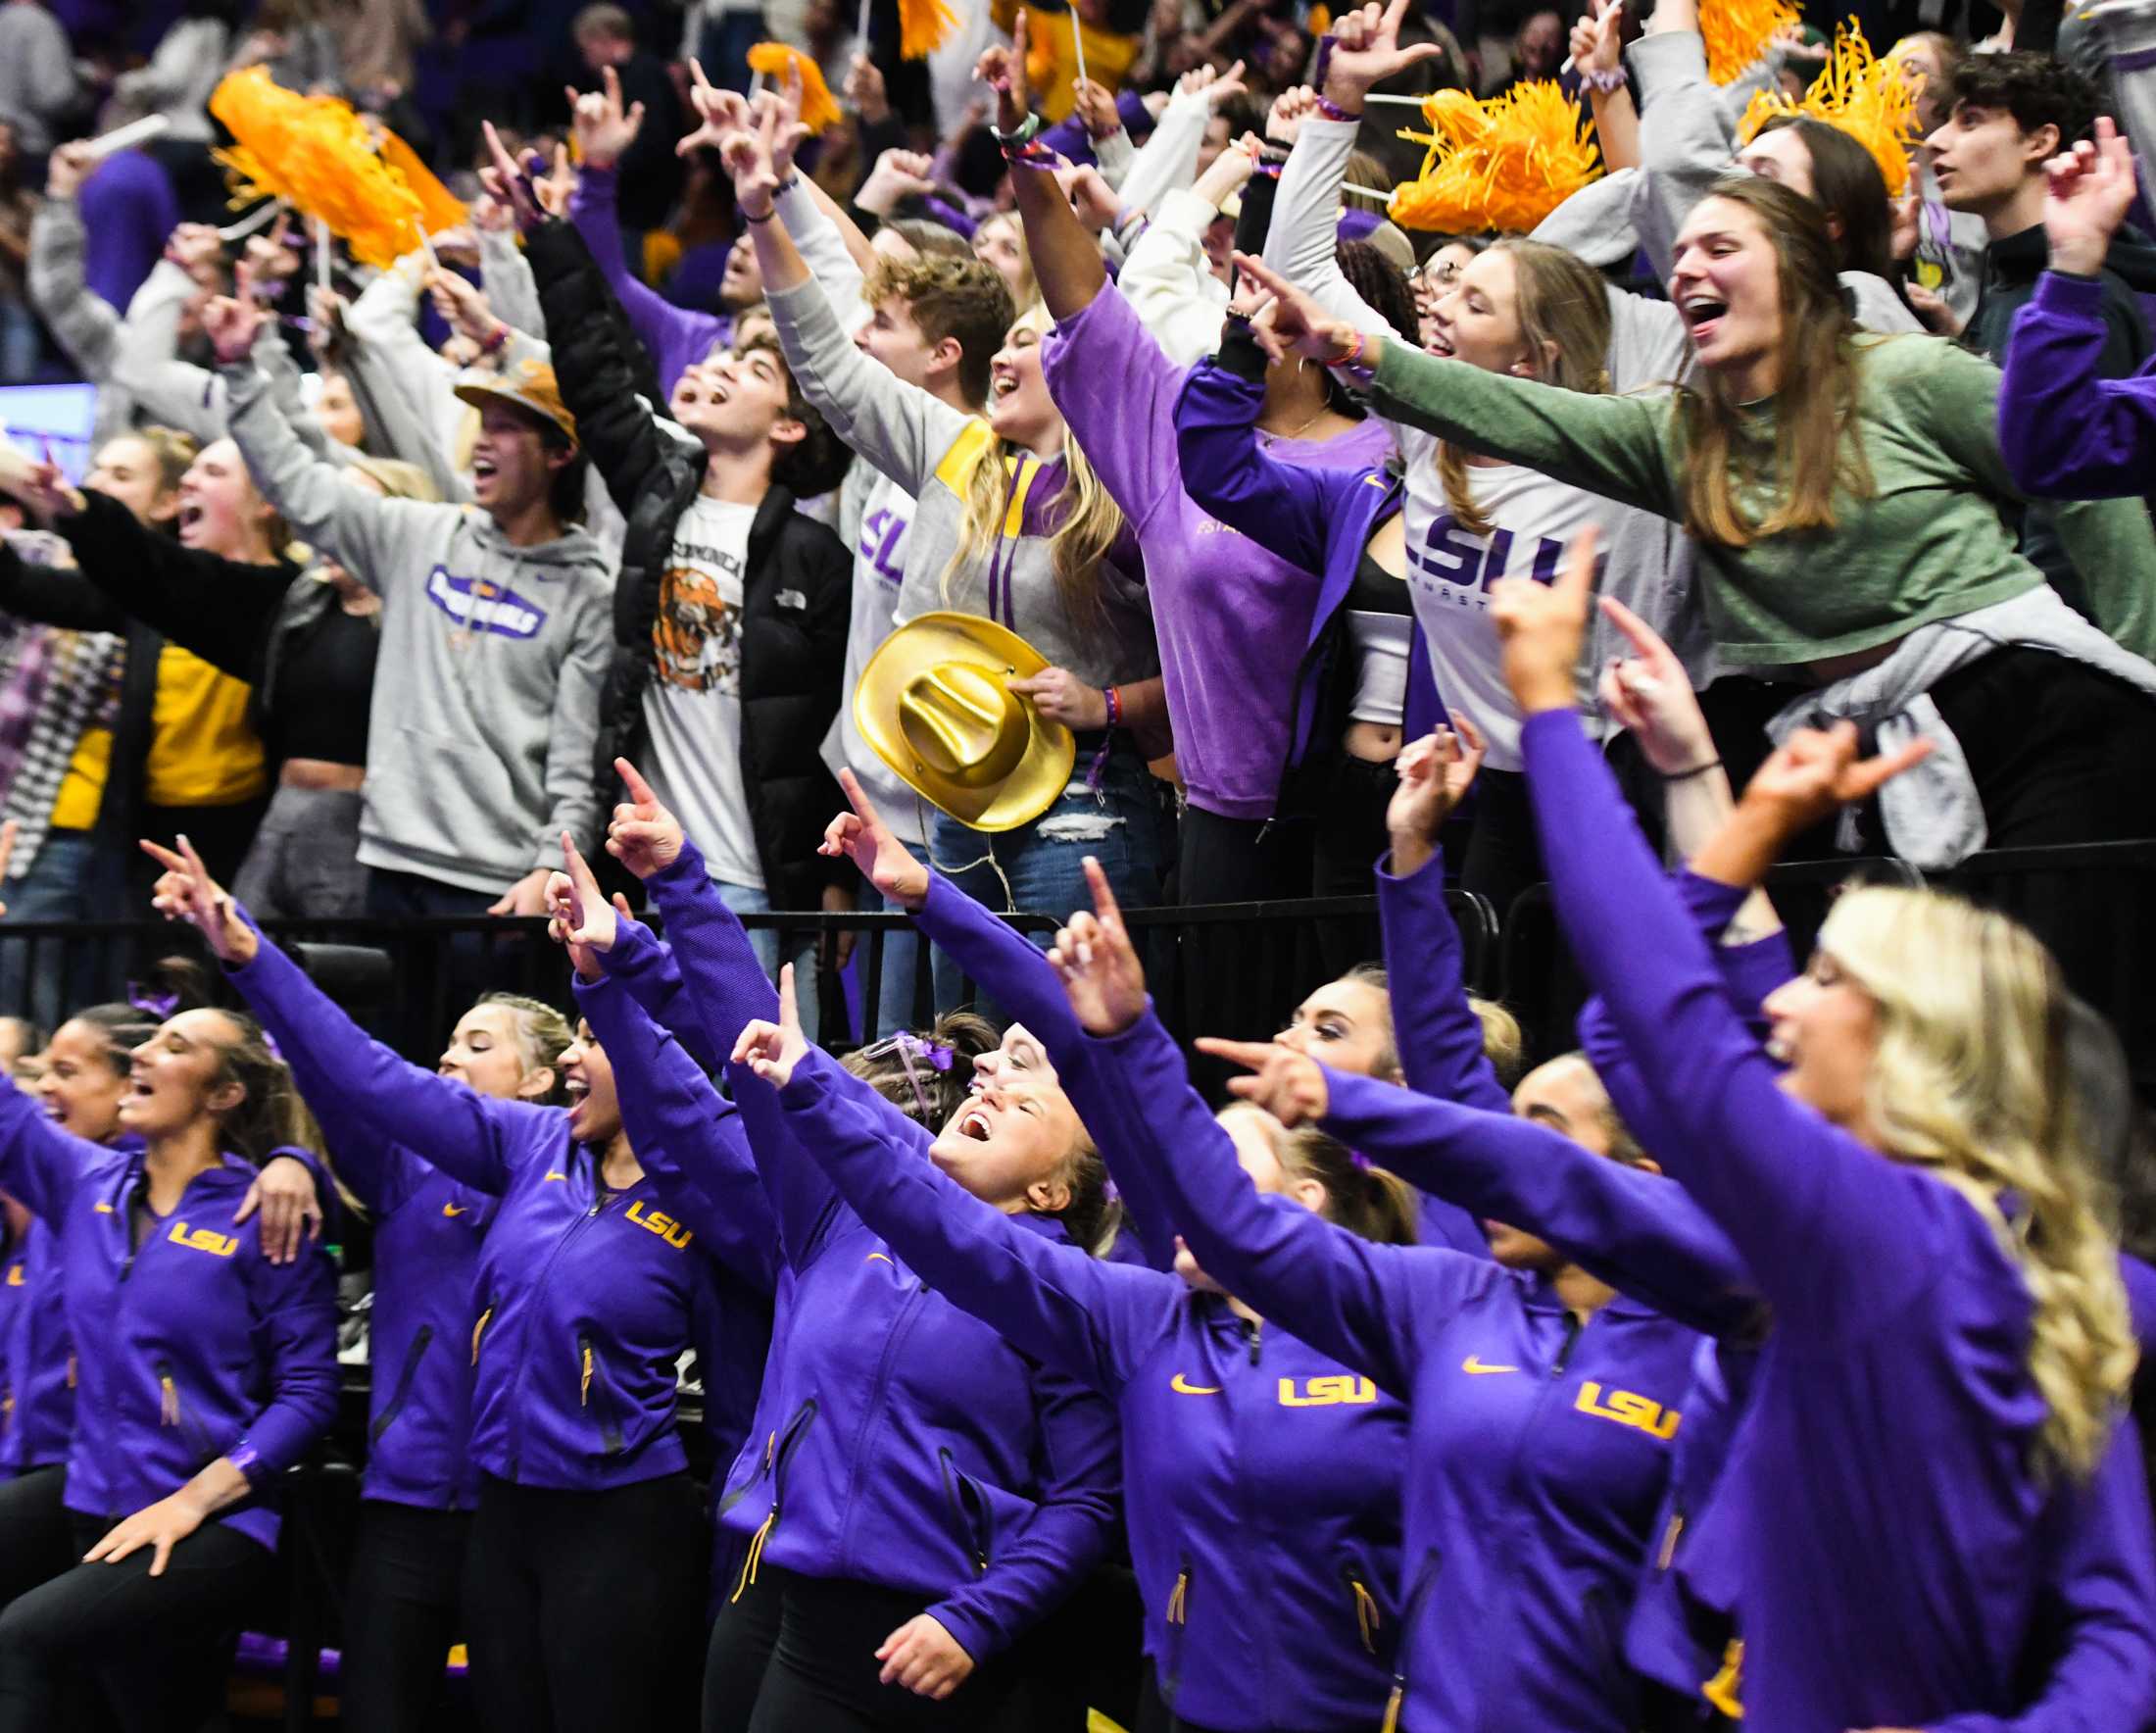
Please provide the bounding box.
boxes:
[127,982,179,1020]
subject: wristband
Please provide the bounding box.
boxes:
[1102,685,1123,729]
[1579,67,1628,92]
[991,110,1044,147]
[1658,758,1723,781]
[744,205,776,224]
[1314,93,1361,123]
[1003,136,1058,167]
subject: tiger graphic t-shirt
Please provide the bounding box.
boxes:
[641,495,763,889]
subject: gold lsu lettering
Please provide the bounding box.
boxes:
[1277,1375,1380,1409]
[169,1220,239,1259]
[625,1200,694,1251]
[1574,1380,1681,1441]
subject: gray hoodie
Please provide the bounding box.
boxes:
[222,362,613,894]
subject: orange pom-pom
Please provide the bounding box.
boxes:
[747,42,843,133]
[898,0,959,59]
[209,69,464,268]
[1737,20,1918,196]
[1390,81,1603,235]
[1702,0,1802,84]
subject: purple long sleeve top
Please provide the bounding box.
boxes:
[1041,286,1393,821]
[1519,705,2156,1730]
[568,163,731,397]
[1998,270,2156,500]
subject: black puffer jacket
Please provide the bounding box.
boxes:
[529,218,852,913]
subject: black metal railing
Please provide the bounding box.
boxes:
[1,841,2148,1083]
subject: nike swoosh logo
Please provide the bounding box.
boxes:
[1170,1374,1222,1396]
[1462,1356,1519,1375]
[442,1203,467,1217]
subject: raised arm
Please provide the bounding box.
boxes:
[27,154,120,384]
[1497,537,1971,1332]
[756,1040,1175,1394]
[1320,1066,1760,1338]
[1377,728,1512,1114]
[146,843,545,1197]
[0,1072,107,1223]
[570,969,780,1295]
[822,772,1181,1267]
[1629,23,1741,278]
[567,149,724,393]
[49,487,292,680]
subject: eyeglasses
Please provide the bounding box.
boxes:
[1409,258,1466,287]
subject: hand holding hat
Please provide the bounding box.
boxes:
[854,612,1077,833]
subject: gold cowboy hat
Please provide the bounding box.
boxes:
[454,358,578,445]
[856,613,1076,833]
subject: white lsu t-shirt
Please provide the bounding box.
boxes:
[642,494,764,890]
[1397,447,1608,771]
[819,469,927,848]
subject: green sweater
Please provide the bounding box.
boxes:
[1370,329,2156,667]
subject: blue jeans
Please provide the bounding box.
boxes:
[928,742,1174,1017]
[713,880,821,1043]
[0,831,110,1030]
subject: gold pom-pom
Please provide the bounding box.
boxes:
[1390,81,1603,235]
[209,69,465,268]
[748,43,843,133]
[1737,19,1918,196]
[899,0,959,59]
[1701,0,1802,84]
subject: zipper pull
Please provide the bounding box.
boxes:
[1166,1569,1189,1625]
[1381,1684,1402,1733]
[159,1368,178,1427]
[1352,1578,1381,1654]
[580,1341,593,1407]
[470,1306,493,1366]
[1657,1511,1685,1571]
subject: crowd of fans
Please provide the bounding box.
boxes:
[0,0,2149,1728]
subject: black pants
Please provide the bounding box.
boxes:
[1135,1659,1224,1733]
[0,1468,75,1614]
[464,1471,705,1733]
[1457,766,1545,924]
[0,1511,271,1733]
[704,1562,1043,1733]
[1173,805,1315,1099]
[342,1501,471,1733]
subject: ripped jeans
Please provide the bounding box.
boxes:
[928,735,1174,1016]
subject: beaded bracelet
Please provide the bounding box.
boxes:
[1314,92,1361,123]
[1579,67,1628,93]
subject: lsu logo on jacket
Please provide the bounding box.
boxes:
[625,1200,694,1251]
[169,1220,239,1259]
[1574,1380,1681,1441]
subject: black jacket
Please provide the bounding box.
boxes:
[528,217,853,913]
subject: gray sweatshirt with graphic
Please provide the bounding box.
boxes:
[222,361,613,894]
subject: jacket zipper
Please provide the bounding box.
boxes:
[1384,1548,1445,1733]
[938,1446,990,1573]
[369,1324,433,1444]
[505,1155,616,1478]
[1343,1563,1383,1657]
[577,1331,623,1455]
[731,1398,818,1604]
[1162,1555,1194,1706]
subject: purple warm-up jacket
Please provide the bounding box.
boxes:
[1998,270,2156,499]
[1088,1004,1703,1731]
[1520,705,2156,1730]
[776,1038,1406,1732]
[226,920,774,1495]
[0,1086,335,1551]
[1370,839,2156,1728]
[623,846,1121,1667]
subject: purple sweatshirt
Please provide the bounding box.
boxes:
[1998,270,2156,499]
[1173,332,1448,764]
[0,1215,70,1475]
[1520,705,2156,1730]
[227,924,774,1494]
[1089,1007,1703,1730]
[0,1086,336,1551]
[779,1066,1407,1731]
[1042,284,1394,821]
[569,163,731,397]
[1373,842,2156,1729]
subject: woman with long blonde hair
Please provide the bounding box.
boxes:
[1488,533,2142,1731]
[729,86,1171,946]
